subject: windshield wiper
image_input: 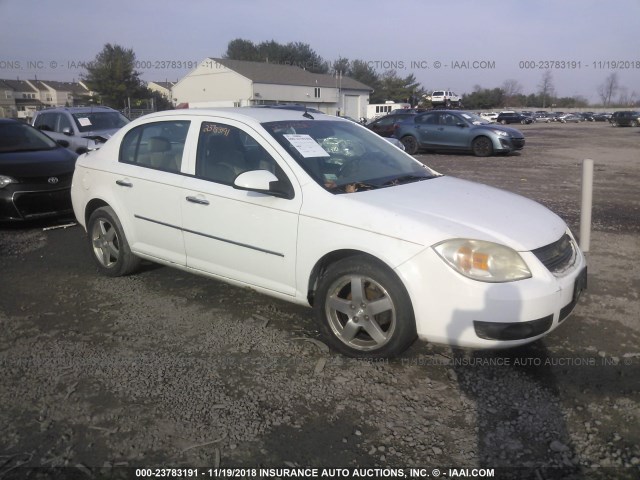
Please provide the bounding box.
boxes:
[333,181,381,194]
[382,174,433,186]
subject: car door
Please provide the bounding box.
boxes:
[413,112,440,147]
[112,119,192,265]
[433,112,471,149]
[181,119,301,296]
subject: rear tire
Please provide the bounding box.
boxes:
[314,256,417,358]
[87,206,140,277]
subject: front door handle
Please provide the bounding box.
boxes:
[116,179,133,187]
[186,196,210,205]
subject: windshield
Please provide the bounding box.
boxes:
[0,122,58,153]
[262,120,439,193]
[72,111,130,133]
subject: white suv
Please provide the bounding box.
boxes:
[430,90,461,107]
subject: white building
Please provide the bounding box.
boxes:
[148,81,176,101]
[172,58,372,118]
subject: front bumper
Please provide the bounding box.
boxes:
[0,183,73,221]
[395,237,587,349]
[495,136,525,153]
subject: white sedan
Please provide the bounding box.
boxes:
[479,112,499,122]
[71,108,587,358]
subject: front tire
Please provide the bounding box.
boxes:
[400,135,418,155]
[87,206,140,277]
[472,136,494,157]
[314,256,417,358]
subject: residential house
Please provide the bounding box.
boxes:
[32,80,93,107]
[0,79,42,119]
[0,79,93,119]
[148,81,176,101]
[171,58,372,118]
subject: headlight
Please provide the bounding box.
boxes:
[491,129,509,137]
[434,239,531,282]
[0,175,16,189]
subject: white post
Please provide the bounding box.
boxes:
[580,159,594,252]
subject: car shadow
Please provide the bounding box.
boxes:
[446,283,582,479]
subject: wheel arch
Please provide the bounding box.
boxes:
[306,249,400,307]
[84,198,110,228]
[471,133,498,153]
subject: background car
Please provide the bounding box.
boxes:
[71,107,585,358]
[0,119,78,222]
[366,112,417,137]
[591,113,611,122]
[32,106,130,154]
[609,111,640,127]
[533,113,552,123]
[577,112,596,122]
[557,114,582,123]
[479,112,499,122]
[393,110,525,156]
[496,112,534,125]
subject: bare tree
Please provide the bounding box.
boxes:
[538,70,555,108]
[502,79,523,97]
[597,73,619,107]
[617,86,629,106]
[502,79,524,106]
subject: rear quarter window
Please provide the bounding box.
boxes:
[119,121,190,173]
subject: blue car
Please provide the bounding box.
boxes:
[393,110,525,156]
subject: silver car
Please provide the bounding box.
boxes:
[32,106,130,154]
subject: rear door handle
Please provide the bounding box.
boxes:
[186,195,210,205]
[116,179,133,187]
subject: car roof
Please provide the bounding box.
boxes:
[137,107,341,124]
[0,118,21,125]
[35,106,117,114]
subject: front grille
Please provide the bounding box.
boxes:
[512,138,525,149]
[532,234,575,273]
[13,188,72,218]
[16,173,73,185]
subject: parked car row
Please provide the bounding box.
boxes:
[477,110,626,124]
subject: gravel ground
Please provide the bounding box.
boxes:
[0,122,639,479]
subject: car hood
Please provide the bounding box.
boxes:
[310,176,567,252]
[0,147,78,178]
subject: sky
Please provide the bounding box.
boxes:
[1,0,639,104]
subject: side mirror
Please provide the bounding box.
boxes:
[456,123,467,128]
[62,127,73,136]
[233,170,293,199]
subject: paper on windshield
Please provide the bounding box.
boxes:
[77,117,92,127]
[283,134,329,158]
